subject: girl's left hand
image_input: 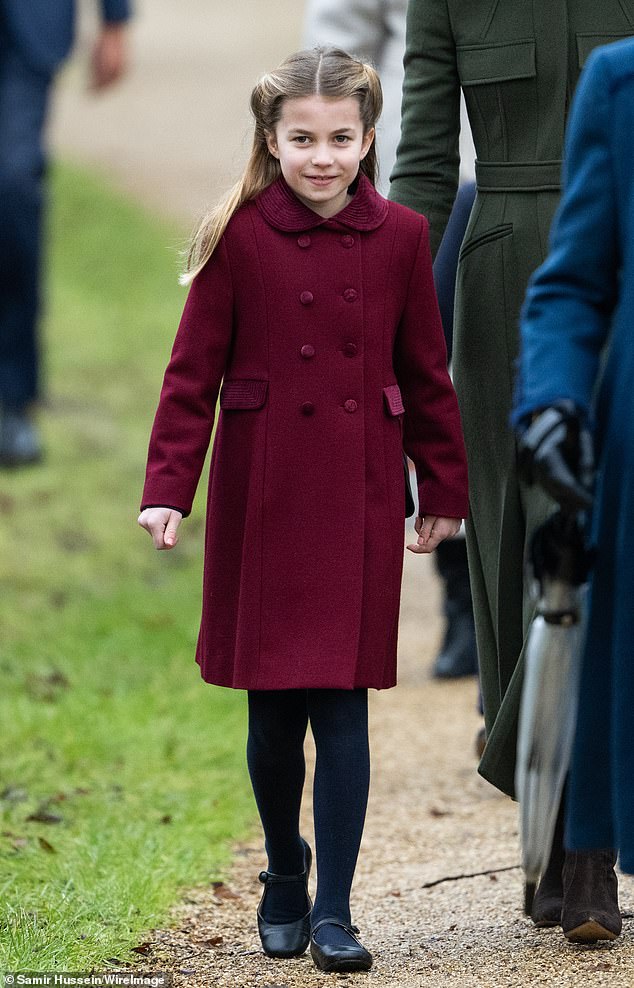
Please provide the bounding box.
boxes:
[406,515,462,554]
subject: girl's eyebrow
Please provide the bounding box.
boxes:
[286,126,357,136]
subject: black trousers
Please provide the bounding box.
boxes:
[0,15,51,407]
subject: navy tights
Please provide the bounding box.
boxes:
[246,688,370,941]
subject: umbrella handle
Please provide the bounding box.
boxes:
[524,880,537,916]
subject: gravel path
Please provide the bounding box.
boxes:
[139,551,634,988]
[52,4,634,983]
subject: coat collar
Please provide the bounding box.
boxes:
[255,172,389,233]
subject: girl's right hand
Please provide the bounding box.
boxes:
[137,507,183,550]
[406,514,462,554]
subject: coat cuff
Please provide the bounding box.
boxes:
[417,482,468,520]
[140,502,190,519]
[102,0,132,23]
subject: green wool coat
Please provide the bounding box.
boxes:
[390,0,634,798]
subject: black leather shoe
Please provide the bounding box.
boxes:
[562,849,621,943]
[310,918,373,973]
[256,839,312,958]
[0,408,42,467]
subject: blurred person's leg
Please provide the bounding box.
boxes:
[432,533,478,679]
[0,16,51,465]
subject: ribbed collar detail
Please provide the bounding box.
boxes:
[255,173,389,232]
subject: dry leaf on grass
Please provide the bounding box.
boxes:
[212,882,241,901]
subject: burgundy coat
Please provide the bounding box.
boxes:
[141,174,468,691]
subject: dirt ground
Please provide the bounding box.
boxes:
[51,3,634,984]
[137,551,634,988]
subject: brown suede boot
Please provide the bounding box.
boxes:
[531,799,565,927]
[561,849,621,943]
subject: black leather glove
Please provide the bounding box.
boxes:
[517,400,594,512]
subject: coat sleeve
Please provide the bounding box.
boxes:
[100,0,132,22]
[389,0,460,257]
[433,180,476,357]
[513,50,619,424]
[140,239,234,517]
[394,216,469,518]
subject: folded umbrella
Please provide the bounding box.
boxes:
[515,510,594,913]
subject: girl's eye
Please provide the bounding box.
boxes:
[293,136,310,144]
[334,135,351,143]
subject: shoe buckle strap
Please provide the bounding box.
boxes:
[311,917,361,939]
[258,869,307,885]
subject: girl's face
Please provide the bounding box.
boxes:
[266,95,375,218]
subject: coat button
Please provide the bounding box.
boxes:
[298,235,311,248]
[343,342,357,357]
[343,288,358,302]
[300,344,315,359]
[301,401,315,416]
[344,399,358,413]
[341,235,354,248]
[300,291,314,305]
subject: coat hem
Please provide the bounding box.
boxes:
[196,659,397,692]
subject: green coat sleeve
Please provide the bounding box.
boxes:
[389,0,460,257]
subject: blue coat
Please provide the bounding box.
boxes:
[1,0,131,76]
[515,38,634,873]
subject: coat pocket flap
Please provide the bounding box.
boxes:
[576,33,633,68]
[457,40,536,85]
[383,384,405,416]
[220,379,268,410]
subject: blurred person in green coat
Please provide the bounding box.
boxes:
[390,0,633,933]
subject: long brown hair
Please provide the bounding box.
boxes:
[181,47,383,285]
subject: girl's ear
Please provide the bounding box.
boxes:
[360,127,375,161]
[265,130,279,159]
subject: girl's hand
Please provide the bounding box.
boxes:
[406,515,461,554]
[137,507,183,550]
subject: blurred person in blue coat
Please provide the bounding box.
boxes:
[0,0,132,466]
[514,37,634,939]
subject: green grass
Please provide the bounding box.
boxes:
[0,164,255,969]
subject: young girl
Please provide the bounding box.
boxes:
[138,47,468,974]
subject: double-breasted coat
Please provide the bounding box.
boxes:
[141,174,468,691]
[390,0,634,796]
[515,39,634,874]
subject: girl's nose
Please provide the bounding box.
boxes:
[311,146,334,166]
